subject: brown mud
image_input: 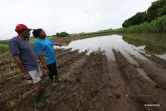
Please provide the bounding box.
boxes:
[0,36,166,111]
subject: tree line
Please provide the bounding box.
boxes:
[122,0,166,28]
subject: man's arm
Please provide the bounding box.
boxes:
[13,55,31,79]
[37,55,47,69]
[54,42,67,47]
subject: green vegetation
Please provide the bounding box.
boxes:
[0,40,9,58]
[0,40,9,45]
[122,0,166,27]
[0,44,9,53]
[0,50,9,58]
[81,15,166,34]
[115,15,166,33]
[122,33,166,54]
[56,32,70,37]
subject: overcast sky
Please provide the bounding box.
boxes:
[0,0,156,40]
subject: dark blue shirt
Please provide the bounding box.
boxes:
[9,37,39,71]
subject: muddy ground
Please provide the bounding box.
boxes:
[0,36,166,111]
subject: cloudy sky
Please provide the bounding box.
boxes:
[0,0,156,40]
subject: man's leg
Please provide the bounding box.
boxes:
[54,62,62,82]
[34,80,42,96]
[47,63,57,87]
[37,67,49,98]
[29,70,46,108]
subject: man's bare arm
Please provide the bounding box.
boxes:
[13,54,29,75]
[37,55,47,69]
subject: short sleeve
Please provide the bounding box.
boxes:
[34,41,43,55]
[9,39,20,55]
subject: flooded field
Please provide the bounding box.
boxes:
[0,34,166,111]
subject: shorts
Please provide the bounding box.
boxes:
[28,67,42,83]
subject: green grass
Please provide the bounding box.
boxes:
[0,44,9,58]
[0,44,9,53]
[0,51,9,58]
[121,33,166,54]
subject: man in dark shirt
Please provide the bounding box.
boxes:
[9,24,48,108]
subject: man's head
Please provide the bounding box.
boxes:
[15,24,32,39]
[32,28,46,39]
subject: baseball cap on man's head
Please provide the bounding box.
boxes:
[15,24,32,33]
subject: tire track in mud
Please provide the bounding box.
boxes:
[2,47,166,111]
[106,61,139,111]
[113,50,166,111]
[56,48,72,58]
[134,57,166,89]
[60,55,87,80]
[128,50,166,89]
[14,50,109,111]
[47,50,114,111]
[139,51,166,68]
[54,48,66,54]
[57,50,87,75]
[56,49,80,68]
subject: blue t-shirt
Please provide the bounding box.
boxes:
[9,37,39,71]
[34,38,56,65]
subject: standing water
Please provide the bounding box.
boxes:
[54,34,166,83]
[54,34,166,62]
[55,35,147,65]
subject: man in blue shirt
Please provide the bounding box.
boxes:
[32,29,66,87]
[9,24,48,108]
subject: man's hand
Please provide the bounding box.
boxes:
[23,74,32,80]
[42,64,48,69]
[62,42,67,46]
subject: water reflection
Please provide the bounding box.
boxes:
[54,35,149,65]
[158,54,166,60]
[54,34,166,63]
[122,33,166,55]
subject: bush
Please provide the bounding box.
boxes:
[56,32,70,37]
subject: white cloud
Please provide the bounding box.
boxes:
[0,0,156,40]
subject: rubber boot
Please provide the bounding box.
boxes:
[35,96,46,108]
[55,75,63,82]
[50,79,57,87]
[40,88,49,98]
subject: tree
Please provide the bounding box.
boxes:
[122,0,166,27]
[56,32,70,37]
[122,12,145,27]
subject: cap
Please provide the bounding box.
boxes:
[15,24,32,33]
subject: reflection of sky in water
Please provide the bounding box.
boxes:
[158,54,166,60]
[54,35,165,82]
[54,35,154,65]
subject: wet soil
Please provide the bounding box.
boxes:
[0,36,166,111]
